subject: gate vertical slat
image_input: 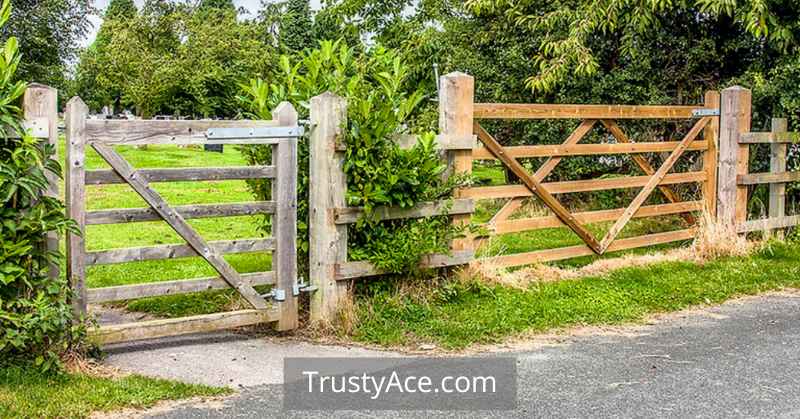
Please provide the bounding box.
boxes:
[65,97,89,317]
[273,103,299,331]
[703,91,721,216]
[769,118,788,237]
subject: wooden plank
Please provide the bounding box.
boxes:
[488,120,597,227]
[474,122,602,253]
[86,238,275,265]
[703,91,721,217]
[471,141,707,160]
[601,120,695,225]
[440,72,475,252]
[23,84,60,282]
[739,132,800,143]
[474,103,710,120]
[489,201,703,235]
[90,309,279,345]
[461,171,706,200]
[335,251,475,280]
[272,102,299,331]
[478,229,696,268]
[87,272,276,303]
[65,97,89,317]
[738,171,800,185]
[86,166,275,185]
[333,199,474,224]
[738,215,800,233]
[769,118,788,232]
[86,119,282,145]
[91,143,269,310]
[717,87,752,226]
[86,201,275,225]
[309,93,350,323]
[598,118,710,252]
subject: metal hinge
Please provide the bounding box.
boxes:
[261,281,317,302]
[294,282,318,296]
[692,108,720,117]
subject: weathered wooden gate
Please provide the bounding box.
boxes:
[64,98,301,344]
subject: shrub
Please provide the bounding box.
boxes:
[0,0,80,371]
[238,40,466,275]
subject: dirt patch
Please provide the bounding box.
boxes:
[90,395,233,419]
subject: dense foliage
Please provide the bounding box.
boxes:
[239,40,465,273]
[0,0,79,370]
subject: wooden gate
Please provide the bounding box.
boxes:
[64,98,301,344]
[460,93,721,267]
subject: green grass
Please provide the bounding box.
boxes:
[56,140,272,317]
[0,366,228,419]
[353,239,800,349]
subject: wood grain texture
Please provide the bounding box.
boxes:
[86,166,275,185]
[739,132,800,143]
[335,251,474,280]
[598,118,710,252]
[91,143,269,310]
[23,84,60,281]
[769,118,788,230]
[440,72,475,252]
[65,97,89,316]
[474,103,711,120]
[86,119,282,145]
[738,216,800,233]
[333,199,474,224]
[86,238,275,265]
[87,271,276,303]
[309,92,350,323]
[717,87,752,226]
[86,201,275,225]
[272,102,299,331]
[90,309,279,345]
[703,91,721,217]
[737,171,800,185]
[471,140,707,160]
[474,122,602,254]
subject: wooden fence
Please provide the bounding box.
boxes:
[64,97,302,344]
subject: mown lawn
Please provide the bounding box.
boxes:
[0,366,228,419]
[353,239,800,349]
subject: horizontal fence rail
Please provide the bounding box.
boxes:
[474,103,717,120]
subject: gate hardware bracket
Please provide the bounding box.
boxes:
[294,282,318,296]
[261,289,286,302]
[692,108,719,117]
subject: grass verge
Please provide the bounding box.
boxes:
[352,239,800,350]
[0,366,228,419]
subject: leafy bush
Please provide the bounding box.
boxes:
[0,0,80,370]
[238,40,466,275]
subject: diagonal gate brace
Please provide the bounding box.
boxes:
[474,122,603,254]
[91,143,269,310]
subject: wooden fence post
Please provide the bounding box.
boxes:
[717,86,752,228]
[439,72,474,251]
[702,90,720,217]
[309,92,348,323]
[23,84,59,281]
[65,97,89,317]
[273,102,299,330]
[769,117,788,236]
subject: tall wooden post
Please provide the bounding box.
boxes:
[439,72,474,251]
[273,102,299,330]
[702,90,720,217]
[65,97,89,317]
[23,84,59,280]
[717,86,751,228]
[769,118,788,236]
[309,92,348,323]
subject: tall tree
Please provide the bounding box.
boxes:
[0,0,93,89]
[280,0,313,52]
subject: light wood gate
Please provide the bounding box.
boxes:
[459,94,721,267]
[64,98,301,344]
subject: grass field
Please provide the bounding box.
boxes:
[64,142,702,320]
[0,366,228,418]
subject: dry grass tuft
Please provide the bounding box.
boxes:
[471,210,758,288]
[62,352,127,379]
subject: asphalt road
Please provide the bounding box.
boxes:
[144,292,800,418]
